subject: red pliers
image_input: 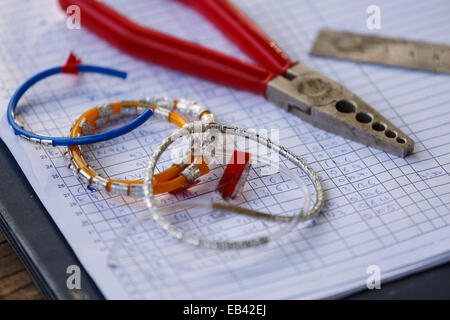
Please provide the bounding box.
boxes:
[59,0,414,157]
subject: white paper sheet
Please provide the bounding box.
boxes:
[0,0,449,299]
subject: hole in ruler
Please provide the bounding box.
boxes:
[385,130,397,138]
[356,112,373,123]
[335,100,356,113]
[372,122,386,131]
[397,137,406,144]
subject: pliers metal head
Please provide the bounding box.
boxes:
[266,63,414,157]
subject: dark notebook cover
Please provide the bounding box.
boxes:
[0,139,103,300]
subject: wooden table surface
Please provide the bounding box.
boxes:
[0,232,41,300]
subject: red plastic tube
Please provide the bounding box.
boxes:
[58,0,275,94]
[217,150,252,200]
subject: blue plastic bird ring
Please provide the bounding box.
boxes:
[7,64,154,146]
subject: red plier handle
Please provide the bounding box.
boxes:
[177,0,295,75]
[58,0,294,94]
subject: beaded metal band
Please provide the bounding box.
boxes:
[143,122,324,250]
[66,98,215,197]
[108,150,312,264]
[140,96,216,125]
[5,64,153,146]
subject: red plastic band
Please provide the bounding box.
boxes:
[217,150,252,199]
[61,52,82,74]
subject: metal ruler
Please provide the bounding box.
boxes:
[310,29,450,74]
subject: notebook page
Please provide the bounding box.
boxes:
[0,0,449,299]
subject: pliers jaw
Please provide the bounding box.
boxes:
[265,63,414,158]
